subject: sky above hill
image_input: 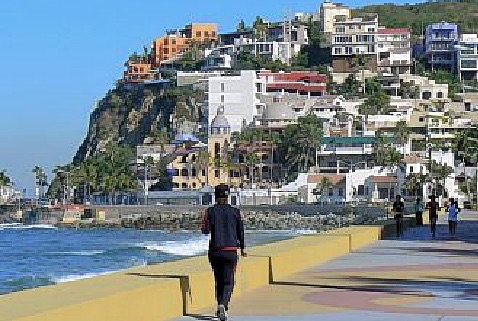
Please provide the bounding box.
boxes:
[0,0,419,196]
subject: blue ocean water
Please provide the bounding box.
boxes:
[0,224,303,295]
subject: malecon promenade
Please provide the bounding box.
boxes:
[0,211,477,321]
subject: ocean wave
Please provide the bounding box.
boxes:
[0,223,56,230]
[138,236,209,256]
[50,250,106,256]
[52,270,119,283]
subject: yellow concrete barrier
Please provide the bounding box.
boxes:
[0,274,182,321]
[0,223,409,321]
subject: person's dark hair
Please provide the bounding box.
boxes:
[416,198,421,203]
[395,195,401,201]
[215,184,229,205]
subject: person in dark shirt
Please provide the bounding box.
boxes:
[427,195,439,238]
[201,184,246,321]
[392,195,405,237]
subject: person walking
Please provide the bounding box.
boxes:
[447,198,459,237]
[427,195,439,239]
[201,184,246,321]
[393,195,405,237]
[415,197,424,226]
[447,198,458,237]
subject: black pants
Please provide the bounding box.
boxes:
[430,216,437,237]
[415,211,423,226]
[448,220,457,235]
[395,215,403,237]
[208,250,238,309]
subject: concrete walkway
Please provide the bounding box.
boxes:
[177,211,478,321]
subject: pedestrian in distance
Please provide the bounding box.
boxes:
[201,184,247,321]
[447,198,459,237]
[393,195,405,237]
[427,195,439,239]
[415,197,424,226]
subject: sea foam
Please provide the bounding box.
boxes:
[139,236,209,256]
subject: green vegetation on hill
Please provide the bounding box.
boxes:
[355,0,478,37]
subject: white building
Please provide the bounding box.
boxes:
[0,185,16,205]
[204,46,234,70]
[331,15,379,73]
[208,70,266,132]
[458,34,478,81]
[320,1,351,35]
[377,28,411,75]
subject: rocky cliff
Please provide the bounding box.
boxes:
[73,83,207,163]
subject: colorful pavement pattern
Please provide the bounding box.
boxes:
[176,211,478,321]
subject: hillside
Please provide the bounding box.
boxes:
[354,0,478,37]
[74,84,206,163]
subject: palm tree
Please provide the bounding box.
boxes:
[245,153,259,187]
[314,177,333,203]
[196,150,211,188]
[395,121,411,155]
[284,114,323,173]
[351,55,371,96]
[383,147,404,200]
[153,128,169,153]
[0,170,11,186]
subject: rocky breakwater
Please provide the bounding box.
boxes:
[117,205,386,231]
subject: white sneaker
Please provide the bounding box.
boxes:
[217,304,227,321]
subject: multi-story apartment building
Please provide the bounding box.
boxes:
[258,71,327,97]
[457,34,478,81]
[122,55,158,83]
[208,70,266,133]
[153,23,218,65]
[425,22,459,72]
[331,14,379,73]
[320,1,351,35]
[212,21,308,67]
[376,28,411,75]
[317,136,375,174]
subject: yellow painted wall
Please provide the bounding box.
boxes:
[0,221,409,321]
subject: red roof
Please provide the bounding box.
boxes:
[377,28,410,35]
[267,83,326,93]
[371,176,398,183]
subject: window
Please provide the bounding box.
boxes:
[215,143,221,159]
[338,188,344,196]
[462,59,477,69]
[181,169,188,177]
[221,83,225,92]
[334,47,342,54]
[221,95,224,103]
[182,183,188,189]
[192,168,197,177]
[335,27,345,33]
[437,92,444,99]
[192,182,197,188]
[196,31,202,37]
[215,169,220,178]
[419,117,425,122]
[256,83,262,93]
[358,185,365,196]
[204,31,209,38]
[172,39,176,45]
[368,45,375,53]
[212,31,217,37]
[202,169,206,176]
[181,155,187,163]
[328,188,334,196]
[410,166,414,173]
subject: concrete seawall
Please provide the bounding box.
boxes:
[0,220,408,321]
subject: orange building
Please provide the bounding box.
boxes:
[153,23,218,65]
[121,54,160,83]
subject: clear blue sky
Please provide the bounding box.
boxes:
[0,0,418,196]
